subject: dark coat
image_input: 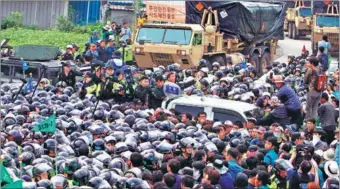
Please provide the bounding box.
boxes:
[276,84,301,110]
[257,105,290,126]
[149,86,165,109]
[134,85,150,104]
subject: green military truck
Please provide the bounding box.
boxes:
[0,40,76,85]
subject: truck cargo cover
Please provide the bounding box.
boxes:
[185,1,287,45]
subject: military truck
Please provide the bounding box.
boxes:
[284,0,313,39]
[133,1,286,75]
[311,4,339,57]
[0,42,76,85]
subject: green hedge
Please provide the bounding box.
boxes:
[0,28,88,52]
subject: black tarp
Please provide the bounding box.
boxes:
[186,1,287,45]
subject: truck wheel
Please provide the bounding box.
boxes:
[292,24,297,39]
[260,52,271,74]
[211,55,225,66]
[288,22,292,39]
[249,53,260,72]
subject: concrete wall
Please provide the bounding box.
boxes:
[109,9,135,26]
[0,0,68,29]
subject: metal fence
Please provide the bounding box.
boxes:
[0,0,69,29]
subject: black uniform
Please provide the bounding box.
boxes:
[134,85,150,105]
[149,86,165,109]
[97,81,114,100]
[97,47,110,63]
[58,70,79,88]
[61,53,74,61]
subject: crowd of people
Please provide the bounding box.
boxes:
[0,27,339,189]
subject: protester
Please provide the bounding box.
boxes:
[1,33,339,189]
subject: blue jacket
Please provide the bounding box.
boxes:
[227,160,243,179]
[276,84,301,110]
[219,173,234,189]
[264,149,278,167]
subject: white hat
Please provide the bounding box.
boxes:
[324,161,339,178]
[323,148,335,161]
[66,45,73,49]
[314,149,324,157]
[103,25,111,30]
[200,67,209,74]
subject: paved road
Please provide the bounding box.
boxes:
[275,34,311,63]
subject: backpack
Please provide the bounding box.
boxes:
[313,69,327,92]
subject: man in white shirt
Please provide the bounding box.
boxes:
[120,22,131,42]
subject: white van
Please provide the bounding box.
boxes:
[162,96,258,123]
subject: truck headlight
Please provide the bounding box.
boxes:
[135,47,144,54]
[177,50,186,56]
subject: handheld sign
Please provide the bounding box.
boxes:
[32,114,56,133]
[163,82,181,99]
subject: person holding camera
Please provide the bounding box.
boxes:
[120,22,131,42]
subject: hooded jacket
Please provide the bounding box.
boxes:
[276,84,301,110]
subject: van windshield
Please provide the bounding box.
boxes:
[136,27,192,45]
[174,105,204,117]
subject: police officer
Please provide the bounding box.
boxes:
[119,39,133,65]
[96,74,115,100]
[134,76,150,106]
[149,75,165,109]
[58,61,81,88]
[79,72,97,99]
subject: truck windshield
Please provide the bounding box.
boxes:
[163,29,192,45]
[136,27,165,43]
[316,16,339,27]
[136,27,192,45]
[299,8,312,17]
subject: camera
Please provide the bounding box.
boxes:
[115,25,122,36]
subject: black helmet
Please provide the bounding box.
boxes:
[89,176,104,189]
[94,110,105,120]
[43,139,57,156]
[114,142,129,154]
[22,152,35,166]
[92,139,105,151]
[180,137,195,148]
[8,129,23,145]
[73,169,89,186]
[37,179,53,189]
[33,163,52,177]
[51,175,68,189]
[64,158,80,178]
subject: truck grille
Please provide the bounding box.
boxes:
[150,53,174,67]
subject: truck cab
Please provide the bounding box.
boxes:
[133,24,205,69]
[285,0,312,39]
[311,4,339,57]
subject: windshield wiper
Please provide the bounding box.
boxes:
[164,41,178,44]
